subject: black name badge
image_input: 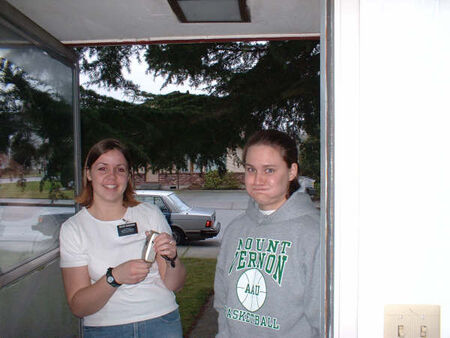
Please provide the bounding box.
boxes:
[117,222,138,237]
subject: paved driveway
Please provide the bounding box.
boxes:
[176,190,249,258]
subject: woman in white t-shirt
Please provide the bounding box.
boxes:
[60,138,186,337]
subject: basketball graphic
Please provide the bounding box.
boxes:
[236,269,267,312]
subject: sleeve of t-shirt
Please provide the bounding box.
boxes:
[59,218,88,268]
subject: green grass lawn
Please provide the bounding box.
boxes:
[0,181,74,199]
[177,258,217,336]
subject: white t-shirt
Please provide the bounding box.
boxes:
[259,208,276,215]
[59,203,178,326]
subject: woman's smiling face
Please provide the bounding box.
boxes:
[87,149,129,206]
[244,144,298,211]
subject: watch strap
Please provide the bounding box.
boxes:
[162,251,177,268]
[106,267,121,287]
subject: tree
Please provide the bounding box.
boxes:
[0,57,74,186]
[80,88,238,173]
[78,40,320,179]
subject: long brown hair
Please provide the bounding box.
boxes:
[243,129,300,197]
[76,138,140,207]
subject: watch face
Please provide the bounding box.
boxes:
[107,276,114,283]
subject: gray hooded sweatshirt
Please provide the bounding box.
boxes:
[214,190,320,337]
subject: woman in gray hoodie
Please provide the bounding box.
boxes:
[214,129,320,337]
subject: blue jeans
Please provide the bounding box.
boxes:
[83,309,182,338]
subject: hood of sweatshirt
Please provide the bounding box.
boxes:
[245,190,318,225]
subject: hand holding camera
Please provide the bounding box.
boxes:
[143,231,178,267]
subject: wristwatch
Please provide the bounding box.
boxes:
[106,267,121,287]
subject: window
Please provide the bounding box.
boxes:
[138,195,170,213]
[0,22,75,276]
[168,194,189,212]
[153,197,169,212]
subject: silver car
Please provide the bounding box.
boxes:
[135,190,221,245]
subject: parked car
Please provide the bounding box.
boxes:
[298,176,317,197]
[33,210,75,237]
[135,190,221,245]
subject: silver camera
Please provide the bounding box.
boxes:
[142,230,160,263]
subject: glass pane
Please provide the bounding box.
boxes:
[0,23,75,274]
[137,196,153,203]
[178,0,242,22]
[168,193,189,212]
[154,197,169,212]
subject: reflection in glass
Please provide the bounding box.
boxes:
[0,22,75,274]
[0,205,74,273]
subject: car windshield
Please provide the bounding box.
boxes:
[169,194,190,212]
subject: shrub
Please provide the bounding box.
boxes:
[204,170,241,190]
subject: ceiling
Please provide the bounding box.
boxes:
[6,0,320,46]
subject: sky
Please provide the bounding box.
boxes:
[79,53,206,102]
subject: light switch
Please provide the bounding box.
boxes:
[384,304,440,338]
[420,325,428,337]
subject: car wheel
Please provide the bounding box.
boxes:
[171,227,186,245]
